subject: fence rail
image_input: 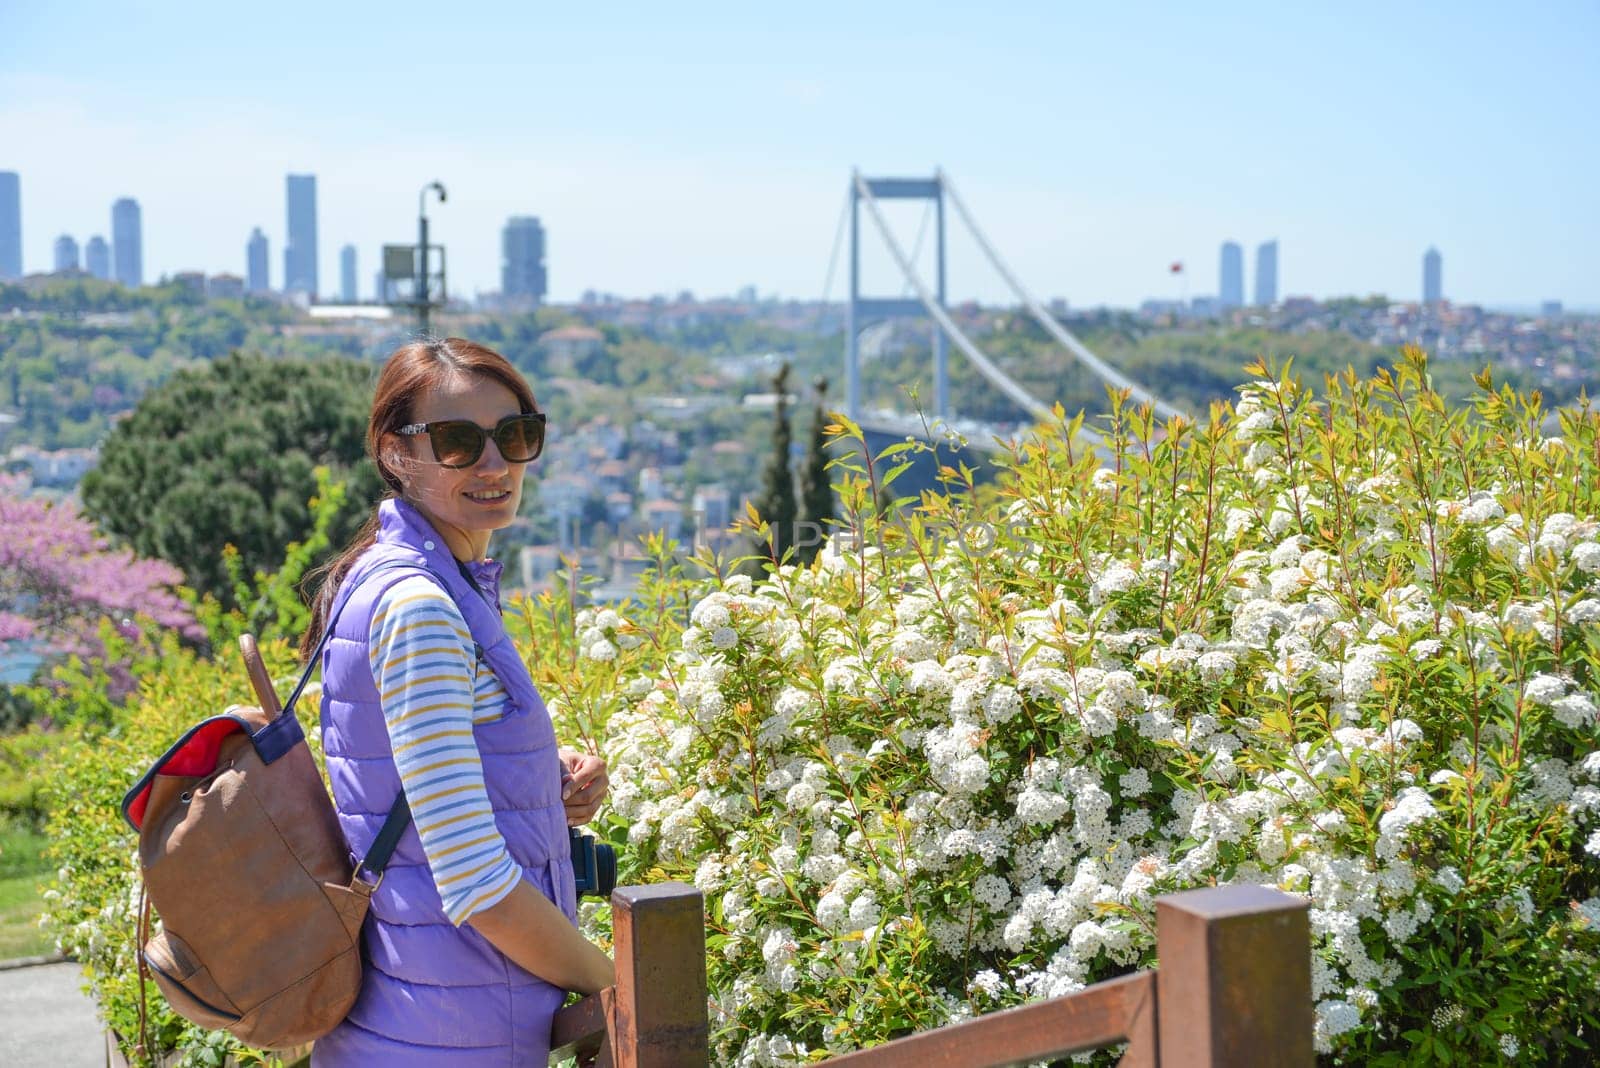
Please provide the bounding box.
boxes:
[550,882,1312,1068]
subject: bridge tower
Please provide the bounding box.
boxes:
[846,172,948,422]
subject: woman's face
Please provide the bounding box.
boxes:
[385,372,529,559]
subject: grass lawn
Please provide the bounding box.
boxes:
[0,822,54,959]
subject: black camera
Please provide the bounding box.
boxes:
[568,828,617,898]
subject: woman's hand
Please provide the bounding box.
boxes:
[560,749,609,826]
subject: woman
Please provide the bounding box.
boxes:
[299,337,614,1065]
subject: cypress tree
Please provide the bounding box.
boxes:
[797,376,835,565]
[753,361,798,565]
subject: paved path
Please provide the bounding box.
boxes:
[0,960,104,1067]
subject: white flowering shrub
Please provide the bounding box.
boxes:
[530,351,1600,1066]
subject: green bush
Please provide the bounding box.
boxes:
[0,725,69,830]
[554,350,1600,1065]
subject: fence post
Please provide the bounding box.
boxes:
[608,881,709,1068]
[1154,884,1313,1067]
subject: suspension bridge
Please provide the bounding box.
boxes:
[833,169,1185,469]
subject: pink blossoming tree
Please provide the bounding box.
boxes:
[1,478,200,699]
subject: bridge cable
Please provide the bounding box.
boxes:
[819,187,851,306]
[936,169,1190,422]
[902,198,934,298]
[853,172,1054,424]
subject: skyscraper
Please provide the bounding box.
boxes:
[501,216,547,304]
[1219,241,1244,308]
[53,235,80,272]
[246,227,269,293]
[1423,247,1442,306]
[0,171,20,280]
[85,235,111,280]
[112,197,143,287]
[340,244,358,303]
[284,174,318,297]
[1254,240,1278,306]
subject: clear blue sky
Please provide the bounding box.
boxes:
[3,1,1595,308]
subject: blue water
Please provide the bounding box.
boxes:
[0,642,42,686]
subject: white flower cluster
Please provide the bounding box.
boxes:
[576,605,641,662]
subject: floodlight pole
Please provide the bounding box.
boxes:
[418,181,446,335]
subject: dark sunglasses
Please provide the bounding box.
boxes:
[395,412,547,468]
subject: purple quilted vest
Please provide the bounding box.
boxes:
[312,498,577,1067]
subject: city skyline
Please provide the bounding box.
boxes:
[1219,242,1243,309]
[0,167,1501,314]
[84,234,109,280]
[246,227,268,293]
[1255,241,1278,308]
[110,197,141,288]
[340,243,357,303]
[283,174,317,296]
[502,216,548,305]
[0,171,19,280]
[1,4,1594,308]
[0,162,1557,313]
[52,234,79,273]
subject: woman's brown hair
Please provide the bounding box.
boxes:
[296,336,538,662]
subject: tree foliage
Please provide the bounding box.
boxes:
[752,361,799,565]
[79,352,382,607]
[797,376,836,565]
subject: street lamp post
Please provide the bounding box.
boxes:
[418,181,447,334]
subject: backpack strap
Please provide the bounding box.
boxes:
[252,560,433,766]
[288,559,445,888]
[280,558,429,718]
[355,793,413,886]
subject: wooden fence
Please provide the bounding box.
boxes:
[550,882,1313,1068]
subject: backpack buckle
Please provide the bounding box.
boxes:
[349,868,383,896]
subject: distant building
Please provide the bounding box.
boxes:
[5,444,98,487]
[0,171,19,280]
[84,235,111,280]
[112,197,143,287]
[246,227,269,292]
[173,271,206,296]
[1219,241,1244,308]
[207,273,244,300]
[339,244,357,303]
[540,324,604,371]
[284,174,318,297]
[53,234,80,272]
[1423,247,1442,306]
[641,498,683,540]
[1542,300,1564,319]
[1254,240,1278,306]
[692,484,732,546]
[501,216,547,304]
[638,466,666,500]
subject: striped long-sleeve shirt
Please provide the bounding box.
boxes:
[368,576,522,925]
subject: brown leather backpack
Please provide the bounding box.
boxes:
[121,563,418,1050]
